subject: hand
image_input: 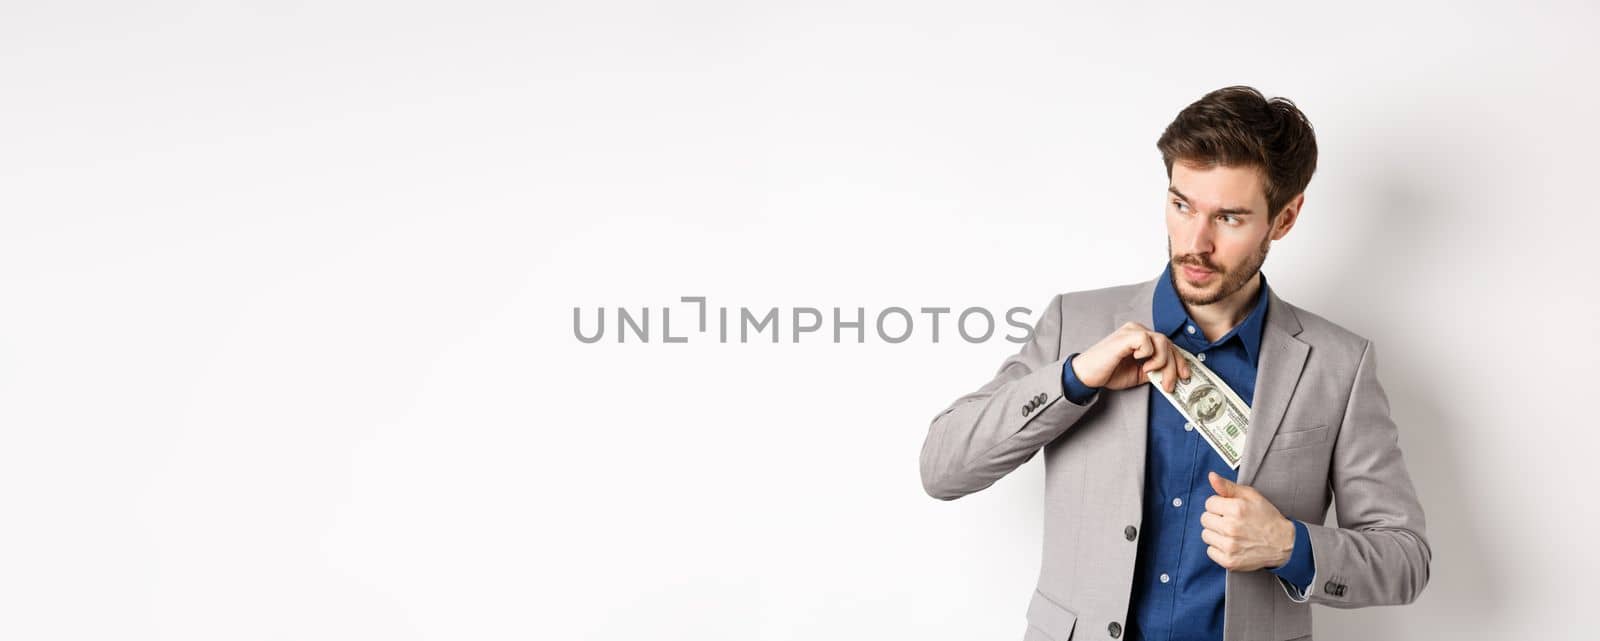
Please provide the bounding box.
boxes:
[1069,322,1192,393]
[1200,471,1296,572]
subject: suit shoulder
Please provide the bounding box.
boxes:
[1285,301,1369,346]
[1279,299,1375,376]
[1057,280,1145,312]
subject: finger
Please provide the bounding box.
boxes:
[1204,496,1240,517]
[1209,471,1237,498]
[1205,545,1230,568]
[1162,343,1181,393]
[1198,511,1223,532]
[1180,354,1193,381]
[1129,332,1153,359]
[1147,332,1169,370]
[1201,527,1231,550]
[1144,339,1170,389]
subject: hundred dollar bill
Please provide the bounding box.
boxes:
[1146,346,1251,469]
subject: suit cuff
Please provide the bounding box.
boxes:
[1061,353,1101,406]
[1269,519,1316,602]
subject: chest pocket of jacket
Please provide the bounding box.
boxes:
[1267,424,1330,451]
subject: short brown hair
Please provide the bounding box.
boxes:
[1156,86,1318,219]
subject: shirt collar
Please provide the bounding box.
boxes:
[1152,260,1271,363]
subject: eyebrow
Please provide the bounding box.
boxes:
[1168,186,1255,215]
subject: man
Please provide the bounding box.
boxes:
[918,86,1430,641]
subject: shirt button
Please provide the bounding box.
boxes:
[1160,573,1170,583]
[1186,325,1196,334]
[1197,352,1207,362]
[1184,422,1194,431]
[1172,497,1183,507]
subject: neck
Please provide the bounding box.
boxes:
[1183,272,1262,343]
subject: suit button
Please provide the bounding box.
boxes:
[1325,581,1339,594]
[1124,525,1137,541]
[1108,621,1122,638]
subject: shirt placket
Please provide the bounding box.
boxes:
[1169,328,1213,641]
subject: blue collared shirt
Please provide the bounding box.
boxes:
[1061,262,1314,641]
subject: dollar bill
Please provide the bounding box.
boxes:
[1146,345,1251,469]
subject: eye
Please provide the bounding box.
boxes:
[1172,200,1190,213]
[1219,214,1240,224]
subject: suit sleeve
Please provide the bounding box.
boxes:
[1292,339,1432,607]
[919,293,1104,501]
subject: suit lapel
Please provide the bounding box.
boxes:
[1237,287,1309,486]
[1110,274,1309,487]
[1110,277,1160,491]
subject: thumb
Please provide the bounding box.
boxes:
[1209,471,1237,497]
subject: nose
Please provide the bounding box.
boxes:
[1184,215,1214,256]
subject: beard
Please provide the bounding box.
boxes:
[1168,233,1271,307]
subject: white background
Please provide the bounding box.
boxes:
[2,1,1595,639]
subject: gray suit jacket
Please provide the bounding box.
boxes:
[919,274,1430,641]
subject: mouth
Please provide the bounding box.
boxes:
[1181,264,1216,282]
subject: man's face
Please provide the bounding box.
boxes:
[1164,161,1284,307]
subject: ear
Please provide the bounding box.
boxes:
[1270,193,1304,240]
